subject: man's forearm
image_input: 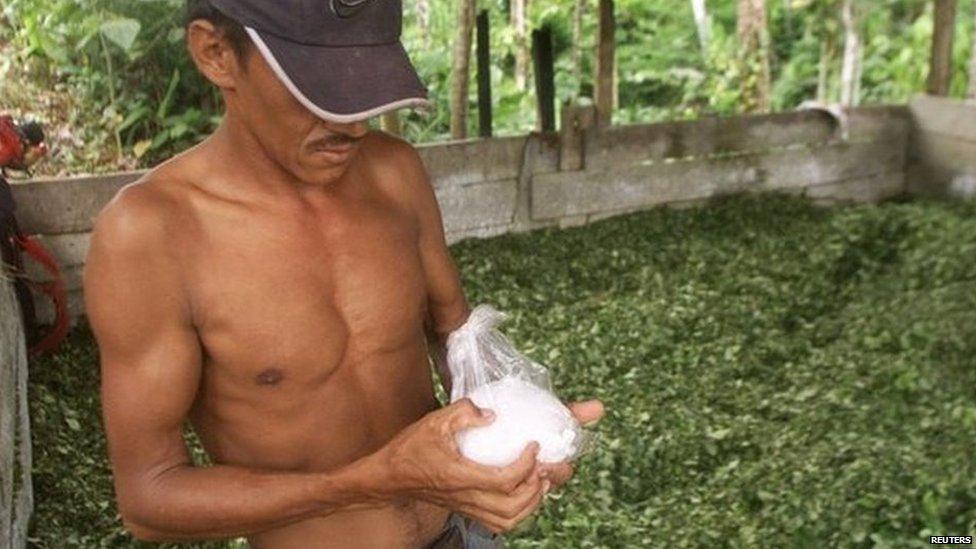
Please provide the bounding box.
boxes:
[121,454,392,542]
[427,302,472,396]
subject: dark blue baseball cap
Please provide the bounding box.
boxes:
[209,0,430,123]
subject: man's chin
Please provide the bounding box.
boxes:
[296,160,356,188]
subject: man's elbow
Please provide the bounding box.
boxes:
[117,491,178,542]
[431,298,471,339]
[122,517,170,543]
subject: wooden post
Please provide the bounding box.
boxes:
[476,10,493,138]
[927,0,957,96]
[532,26,556,132]
[379,112,401,136]
[559,100,596,171]
[595,0,615,128]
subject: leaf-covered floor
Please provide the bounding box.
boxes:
[28,193,976,548]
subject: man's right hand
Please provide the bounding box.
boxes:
[372,399,549,534]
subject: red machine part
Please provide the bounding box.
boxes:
[0,115,69,356]
[0,116,25,168]
[15,233,69,357]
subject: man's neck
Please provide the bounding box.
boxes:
[208,115,304,196]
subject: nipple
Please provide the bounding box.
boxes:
[255,368,284,386]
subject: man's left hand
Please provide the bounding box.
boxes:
[537,400,605,492]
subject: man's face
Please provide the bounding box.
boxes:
[231,48,369,186]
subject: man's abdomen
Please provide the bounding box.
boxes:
[191,346,449,548]
[247,500,451,549]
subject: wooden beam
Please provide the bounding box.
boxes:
[595,0,615,128]
[559,101,597,171]
[532,26,556,132]
[476,10,493,138]
[927,0,957,96]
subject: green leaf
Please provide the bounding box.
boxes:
[157,68,181,120]
[117,105,150,133]
[150,129,172,150]
[132,139,153,158]
[100,18,141,52]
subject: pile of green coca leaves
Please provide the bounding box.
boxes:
[29,192,976,547]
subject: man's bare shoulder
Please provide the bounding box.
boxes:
[361,129,427,180]
[359,130,436,215]
[89,164,190,258]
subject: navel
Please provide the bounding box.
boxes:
[255,368,284,386]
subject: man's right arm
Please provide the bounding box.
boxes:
[85,184,394,541]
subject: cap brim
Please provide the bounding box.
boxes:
[246,28,431,124]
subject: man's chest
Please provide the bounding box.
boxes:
[182,193,430,379]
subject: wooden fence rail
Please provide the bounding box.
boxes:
[0,276,33,547]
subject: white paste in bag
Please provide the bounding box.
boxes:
[446,305,585,467]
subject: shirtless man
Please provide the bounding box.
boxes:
[83,1,604,547]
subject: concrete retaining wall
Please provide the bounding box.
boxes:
[906,95,976,197]
[10,105,911,324]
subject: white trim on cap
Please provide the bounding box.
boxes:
[245,27,431,123]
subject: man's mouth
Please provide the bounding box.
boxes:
[313,142,355,153]
[309,136,361,159]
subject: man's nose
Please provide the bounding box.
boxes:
[326,121,368,139]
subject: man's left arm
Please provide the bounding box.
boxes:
[393,137,604,489]
[385,138,469,393]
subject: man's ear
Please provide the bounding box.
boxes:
[186,20,241,89]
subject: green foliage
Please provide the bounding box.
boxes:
[1,0,220,173]
[1,0,975,173]
[28,193,976,547]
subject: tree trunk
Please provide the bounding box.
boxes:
[969,6,976,99]
[512,0,531,91]
[450,0,476,139]
[737,0,771,112]
[839,0,861,106]
[573,0,585,93]
[817,39,830,102]
[595,0,615,128]
[417,0,431,47]
[927,0,957,96]
[691,0,711,56]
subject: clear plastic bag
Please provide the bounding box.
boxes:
[446,305,586,467]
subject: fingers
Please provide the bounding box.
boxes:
[494,442,541,491]
[539,462,574,489]
[568,399,605,427]
[455,475,549,534]
[446,398,495,433]
[503,480,548,529]
[455,441,540,492]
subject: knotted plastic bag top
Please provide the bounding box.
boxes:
[445,305,551,403]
